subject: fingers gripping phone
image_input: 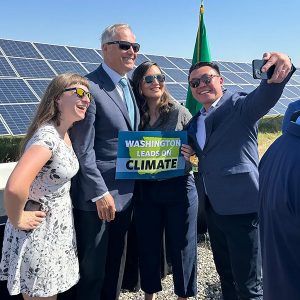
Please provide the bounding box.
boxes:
[252,59,276,79]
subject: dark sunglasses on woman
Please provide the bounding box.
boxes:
[143,74,166,84]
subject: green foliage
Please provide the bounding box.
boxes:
[0,116,283,163]
[0,136,24,163]
[258,115,283,133]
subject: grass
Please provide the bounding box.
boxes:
[258,131,281,158]
[257,115,282,158]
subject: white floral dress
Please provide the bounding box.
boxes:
[0,124,79,297]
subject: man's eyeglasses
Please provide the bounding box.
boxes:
[106,41,140,53]
[63,87,93,101]
[189,74,220,88]
[143,74,166,84]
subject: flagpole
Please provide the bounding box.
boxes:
[186,0,211,115]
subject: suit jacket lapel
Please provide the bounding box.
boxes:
[96,65,134,130]
[188,112,203,155]
[204,90,232,148]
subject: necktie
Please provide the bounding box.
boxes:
[119,78,135,128]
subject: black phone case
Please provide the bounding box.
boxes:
[252,59,275,79]
[24,200,42,211]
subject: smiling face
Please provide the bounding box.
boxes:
[141,65,165,103]
[56,84,91,123]
[102,27,137,75]
[189,66,224,111]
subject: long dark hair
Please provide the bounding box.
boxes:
[131,61,173,129]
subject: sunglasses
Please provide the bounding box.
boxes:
[189,74,220,88]
[63,87,93,101]
[143,74,166,84]
[106,40,140,53]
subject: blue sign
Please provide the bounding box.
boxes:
[116,131,187,179]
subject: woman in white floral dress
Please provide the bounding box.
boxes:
[0,73,91,300]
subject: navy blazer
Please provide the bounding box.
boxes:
[259,122,300,300]
[70,64,140,212]
[186,68,295,215]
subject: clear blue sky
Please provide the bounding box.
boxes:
[1,0,299,66]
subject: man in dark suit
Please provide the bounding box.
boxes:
[69,24,140,300]
[259,111,300,300]
[185,52,294,300]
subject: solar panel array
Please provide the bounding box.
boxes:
[0,38,299,136]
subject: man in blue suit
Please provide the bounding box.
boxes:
[259,111,300,300]
[69,24,140,300]
[185,52,294,300]
[282,98,300,133]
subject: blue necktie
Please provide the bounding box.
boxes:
[119,78,135,128]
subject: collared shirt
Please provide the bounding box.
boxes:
[196,97,222,196]
[102,62,128,101]
[196,97,222,149]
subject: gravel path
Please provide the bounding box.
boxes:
[119,236,222,300]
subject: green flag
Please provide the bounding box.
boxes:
[185,4,211,116]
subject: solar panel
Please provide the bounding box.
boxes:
[0,104,38,135]
[134,54,149,66]
[34,43,76,62]
[282,87,299,98]
[289,77,300,85]
[26,79,51,98]
[220,62,245,72]
[166,84,188,102]
[222,71,249,84]
[0,39,41,59]
[0,79,38,103]
[82,63,99,73]
[0,57,17,77]
[163,68,188,82]
[8,57,56,78]
[0,119,9,135]
[166,57,191,69]
[236,72,258,84]
[234,62,252,73]
[67,46,102,63]
[96,50,103,57]
[286,86,300,97]
[214,62,231,72]
[224,85,241,93]
[0,37,299,136]
[144,55,175,68]
[48,60,87,76]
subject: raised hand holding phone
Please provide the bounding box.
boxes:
[255,52,292,84]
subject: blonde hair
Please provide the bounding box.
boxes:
[21,73,89,154]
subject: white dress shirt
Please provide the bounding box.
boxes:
[196,97,222,149]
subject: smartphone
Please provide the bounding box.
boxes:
[24,199,42,211]
[252,59,275,79]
